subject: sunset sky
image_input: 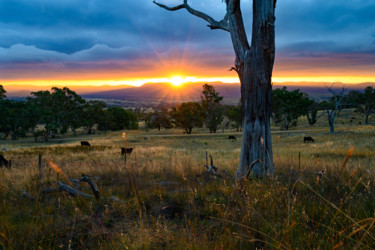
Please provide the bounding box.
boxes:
[1,0,375,91]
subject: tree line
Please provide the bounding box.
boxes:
[141,84,241,134]
[142,84,375,134]
[0,85,138,141]
[1,84,374,141]
[272,85,375,133]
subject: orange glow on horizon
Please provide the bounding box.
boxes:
[2,74,375,90]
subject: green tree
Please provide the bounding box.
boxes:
[272,87,312,130]
[143,112,154,132]
[172,102,203,134]
[98,107,138,131]
[83,100,106,134]
[148,107,173,131]
[28,87,87,139]
[28,90,59,140]
[49,87,86,134]
[225,103,242,131]
[23,101,44,142]
[201,84,224,133]
[306,100,320,126]
[0,100,30,140]
[350,87,375,124]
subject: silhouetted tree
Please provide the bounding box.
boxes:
[0,85,6,100]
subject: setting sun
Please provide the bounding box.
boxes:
[169,76,185,87]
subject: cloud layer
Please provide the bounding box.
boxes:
[1,0,375,83]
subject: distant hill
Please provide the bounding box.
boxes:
[5,82,375,104]
[4,84,135,98]
[82,82,241,102]
[83,81,375,103]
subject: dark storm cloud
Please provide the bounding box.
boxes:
[0,0,228,53]
[276,0,375,53]
[0,0,375,72]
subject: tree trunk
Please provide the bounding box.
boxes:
[365,113,369,124]
[236,0,275,177]
[237,57,274,177]
[328,112,335,133]
[153,0,276,177]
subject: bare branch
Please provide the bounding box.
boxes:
[229,66,239,74]
[236,159,260,180]
[153,1,184,11]
[153,0,230,32]
[80,174,101,201]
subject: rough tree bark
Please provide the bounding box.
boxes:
[154,0,276,177]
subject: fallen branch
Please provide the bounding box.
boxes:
[39,180,126,203]
[80,174,101,201]
[40,181,94,199]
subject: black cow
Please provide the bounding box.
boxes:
[228,135,237,141]
[81,141,91,147]
[304,136,315,143]
[0,154,11,169]
[121,147,134,156]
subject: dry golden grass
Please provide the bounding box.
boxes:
[0,123,374,249]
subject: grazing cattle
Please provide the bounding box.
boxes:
[81,141,91,147]
[0,154,11,169]
[121,147,134,156]
[228,135,237,141]
[304,136,315,143]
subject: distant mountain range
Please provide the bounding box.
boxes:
[82,82,241,101]
[5,82,375,104]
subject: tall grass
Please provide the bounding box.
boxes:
[0,125,374,248]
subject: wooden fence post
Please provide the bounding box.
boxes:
[38,154,42,188]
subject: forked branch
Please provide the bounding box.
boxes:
[153,0,230,32]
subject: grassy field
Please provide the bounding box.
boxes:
[0,116,374,249]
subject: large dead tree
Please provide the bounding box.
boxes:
[154,0,276,177]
